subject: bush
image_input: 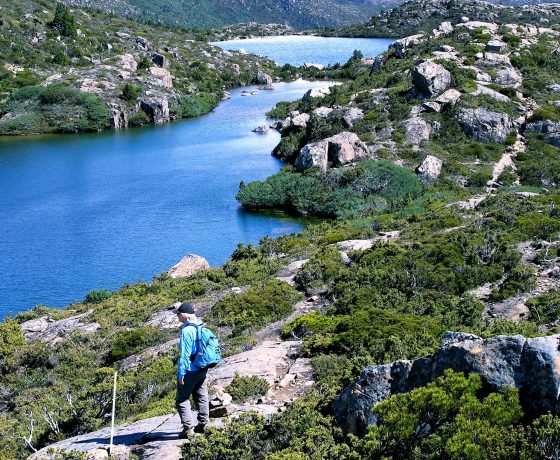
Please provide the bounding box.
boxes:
[224,373,270,403]
[129,111,150,127]
[172,93,216,118]
[207,280,301,336]
[526,290,560,325]
[84,289,112,304]
[108,326,167,362]
[120,83,142,102]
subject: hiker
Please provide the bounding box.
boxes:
[174,302,221,438]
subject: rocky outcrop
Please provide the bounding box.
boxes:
[526,119,560,147]
[109,103,129,129]
[294,132,369,172]
[390,34,425,58]
[416,155,443,181]
[20,310,100,344]
[148,67,173,88]
[167,254,209,278]
[485,40,507,53]
[140,97,170,124]
[411,60,451,97]
[303,87,331,99]
[457,107,512,143]
[334,332,560,435]
[118,54,138,71]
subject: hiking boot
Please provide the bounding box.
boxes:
[179,427,195,439]
[194,423,207,434]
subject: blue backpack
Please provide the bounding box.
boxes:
[189,324,222,369]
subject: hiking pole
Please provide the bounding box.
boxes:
[109,371,117,456]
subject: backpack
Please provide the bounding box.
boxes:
[189,324,222,369]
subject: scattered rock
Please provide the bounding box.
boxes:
[416,155,443,181]
[548,84,560,94]
[473,83,511,102]
[136,36,151,51]
[167,254,209,278]
[411,60,451,97]
[276,259,309,285]
[457,107,512,143]
[495,67,523,88]
[117,54,137,71]
[291,112,310,128]
[403,117,431,145]
[343,107,364,127]
[422,101,441,113]
[435,88,462,105]
[148,67,173,88]
[485,40,507,53]
[252,125,270,133]
[312,107,333,118]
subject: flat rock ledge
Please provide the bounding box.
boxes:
[20,310,100,344]
[334,332,560,435]
[30,340,314,459]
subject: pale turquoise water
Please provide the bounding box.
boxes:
[212,35,395,66]
[0,37,394,318]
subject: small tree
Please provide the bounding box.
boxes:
[120,83,141,102]
[48,3,77,38]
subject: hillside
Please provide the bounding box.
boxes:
[328,0,560,37]
[2,1,560,459]
[60,0,401,30]
[0,0,281,135]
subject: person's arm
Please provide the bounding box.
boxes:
[177,326,194,384]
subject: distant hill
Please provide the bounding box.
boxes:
[327,0,560,37]
[60,0,402,29]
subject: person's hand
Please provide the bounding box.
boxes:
[178,377,184,385]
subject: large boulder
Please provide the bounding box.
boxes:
[117,53,137,71]
[325,132,369,166]
[167,254,209,278]
[294,140,329,172]
[416,155,443,181]
[140,97,170,124]
[456,107,512,143]
[411,60,451,97]
[255,71,273,85]
[334,332,560,435]
[151,53,170,68]
[149,67,173,88]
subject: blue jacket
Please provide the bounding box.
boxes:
[177,321,202,378]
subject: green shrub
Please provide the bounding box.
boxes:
[207,280,301,336]
[224,373,270,403]
[120,83,142,102]
[84,289,112,304]
[173,92,217,118]
[108,326,167,362]
[129,111,150,127]
[526,290,560,325]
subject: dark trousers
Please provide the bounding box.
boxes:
[176,368,209,429]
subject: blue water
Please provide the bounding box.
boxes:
[0,37,394,318]
[212,35,395,66]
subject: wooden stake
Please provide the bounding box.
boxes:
[109,371,117,455]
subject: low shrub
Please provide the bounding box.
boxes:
[224,373,270,403]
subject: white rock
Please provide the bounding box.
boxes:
[167,254,209,278]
